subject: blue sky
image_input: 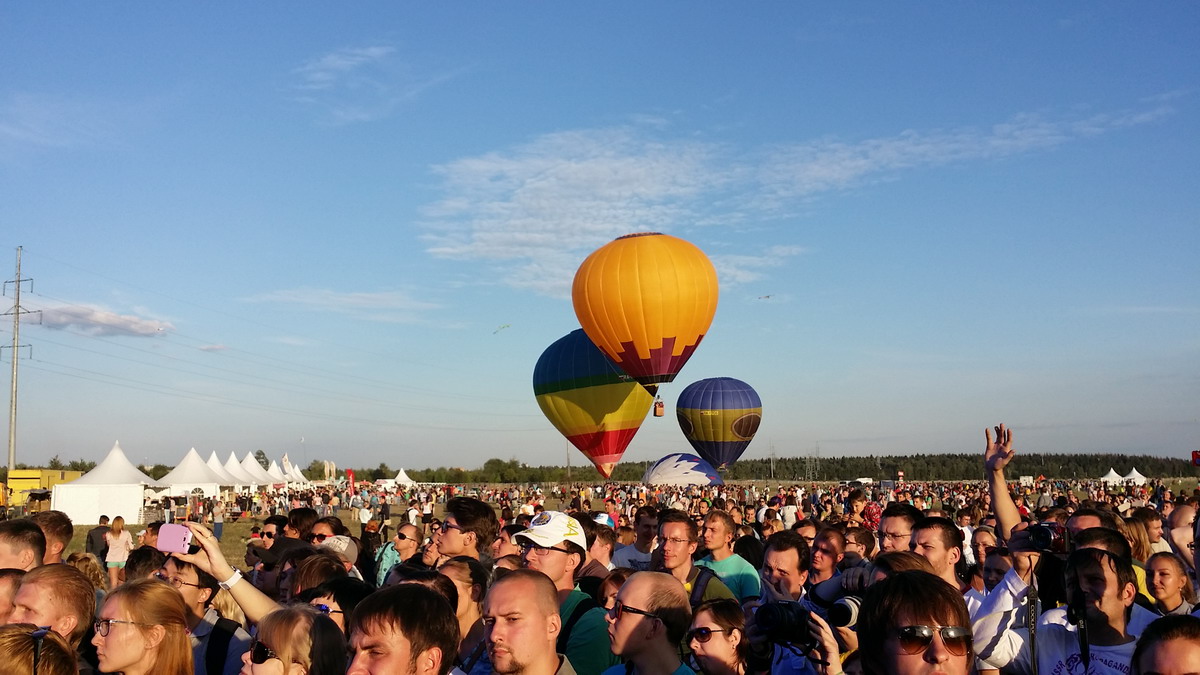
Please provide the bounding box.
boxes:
[2,3,1197,474]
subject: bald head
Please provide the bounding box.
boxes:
[489,568,559,616]
[627,571,692,645]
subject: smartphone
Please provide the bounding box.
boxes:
[156,523,194,554]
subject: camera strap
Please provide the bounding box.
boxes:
[1026,580,1038,675]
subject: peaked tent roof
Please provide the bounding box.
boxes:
[288,464,308,483]
[224,452,259,484]
[266,460,286,481]
[281,455,307,483]
[394,468,417,486]
[1100,468,1123,482]
[205,451,239,484]
[240,454,276,483]
[1123,467,1147,485]
[160,448,230,486]
[70,441,163,486]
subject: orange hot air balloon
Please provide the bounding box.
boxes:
[572,233,718,393]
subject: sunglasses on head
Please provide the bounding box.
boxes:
[897,625,971,657]
[250,639,282,665]
[686,626,729,644]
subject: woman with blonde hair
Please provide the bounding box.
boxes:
[104,515,135,589]
[243,605,347,675]
[92,577,192,675]
[66,551,109,616]
[0,624,78,675]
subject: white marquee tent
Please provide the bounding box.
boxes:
[1123,468,1147,486]
[205,452,240,486]
[266,460,287,482]
[240,453,277,484]
[52,441,162,525]
[395,469,417,486]
[1100,468,1123,483]
[158,448,228,498]
[223,452,259,486]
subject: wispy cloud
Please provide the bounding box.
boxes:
[290,45,464,125]
[245,288,440,323]
[422,103,1172,296]
[36,304,172,336]
[0,93,115,149]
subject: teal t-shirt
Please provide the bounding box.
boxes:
[560,590,620,675]
[601,664,696,675]
[695,553,762,602]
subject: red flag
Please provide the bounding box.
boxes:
[1192,451,1200,467]
[347,469,357,493]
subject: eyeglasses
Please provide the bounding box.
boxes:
[896,625,971,657]
[394,532,412,541]
[154,572,202,589]
[30,627,48,674]
[879,531,912,542]
[94,619,148,637]
[250,639,283,665]
[262,531,276,539]
[306,533,329,543]
[608,601,660,622]
[519,542,570,556]
[686,626,729,643]
[661,537,692,546]
[313,603,344,615]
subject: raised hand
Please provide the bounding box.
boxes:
[984,424,1015,474]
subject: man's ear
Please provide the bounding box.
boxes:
[48,540,65,561]
[55,614,78,643]
[417,647,442,675]
[547,611,562,641]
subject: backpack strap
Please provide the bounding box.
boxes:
[206,617,240,675]
[556,596,598,653]
[689,567,717,608]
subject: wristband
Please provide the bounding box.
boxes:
[218,569,243,591]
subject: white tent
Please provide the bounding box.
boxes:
[395,468,417,486]
[241,453,276,484]
[52,441,161,525]
[206,452,240,486]
[1123,468,1147,486]
[223,452,259,486]
[1100,468,1123,483]
[266,460,287,482]
[288,464,308,483]
[281,455,308,484]
[158,448,227,497]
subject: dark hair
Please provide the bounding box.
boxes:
[693,598,749,664]
[0,520,46,566]
[733,535,764,570]
[793,518,819,533]
[347,584,459,673]
[847,489,866,504]
[29,511,73,555]
[816,527,847,554]
[872,551,934,578]
[445,497,499,557]
[1069,507,1121,531]
[165,556,220,608]
[570,514,599,549]
[389,566,461,610]
[126,546,167,581]
[1066,547,1136,615]
[657,509,699,542]
[1074,527,1133,561]
[294,551,348,597]
[763,530,811,573]
[1132,614,1200,675]
[913,517,964,553]
[1130,506,1164,528]
[288,507,320,539]
[146,521,165,536]
[313,516,351,537]
[264,515,289,531]
[633,505,658,526]
[438,556,490,606]
[859,570,971,675]
[844,526,876,558]
[880,503,923,530]
[311,577,374,628]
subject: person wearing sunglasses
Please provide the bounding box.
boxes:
[687,599,748,675]
[309,577,373,635]
[858,570,972,675]
[436,497,500,563]
[242,605,347,675]
[92,578,193,675]
[603,571,694,675]
[0,623,78,675]
[373,523,422,587]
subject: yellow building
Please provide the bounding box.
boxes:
[6,469,84,507]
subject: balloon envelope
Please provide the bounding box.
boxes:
[533,330,655,478]
[642,453,724,487]
[676,377,762,470]
[572,232,718,390]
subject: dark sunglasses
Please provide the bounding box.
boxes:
[686,626,729,644]
[395,532,411,541]
[262,531,275,539]
[313,603,344,615]
[897,625,971,656]
[607,601,660,622]
[250,638,282,665]
[306,533,329,543]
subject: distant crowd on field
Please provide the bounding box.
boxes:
[0,423,1197,674]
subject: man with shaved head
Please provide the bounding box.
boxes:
[602,572,694,675]
[484,569,574,675]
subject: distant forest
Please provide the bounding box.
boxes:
[373,453,1200,485]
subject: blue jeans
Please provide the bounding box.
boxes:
[213,522,224,541]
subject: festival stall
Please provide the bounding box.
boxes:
[51,441,162,525]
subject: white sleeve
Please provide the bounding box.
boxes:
[972,568,1033,670]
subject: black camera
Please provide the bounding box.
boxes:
[828,596,862,628]
[1028,522,1070,554]
[755,601,813,646]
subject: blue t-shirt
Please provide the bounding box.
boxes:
[601,663,696,675]
[696,553,762,602]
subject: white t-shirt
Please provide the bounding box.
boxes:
[611,544,653,571]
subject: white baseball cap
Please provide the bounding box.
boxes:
[514,511,587,550]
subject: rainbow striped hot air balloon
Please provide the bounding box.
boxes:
[572,233,718,394]
[533,330,655,478]
[676,377,762,471]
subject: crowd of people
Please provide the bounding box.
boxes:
[0,423,1196,674]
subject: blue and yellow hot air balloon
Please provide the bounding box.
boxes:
[572,233,718,394]
[533,330,655,478]
[676,377,762,471]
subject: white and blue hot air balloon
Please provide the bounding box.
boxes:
[642,453,724,487]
